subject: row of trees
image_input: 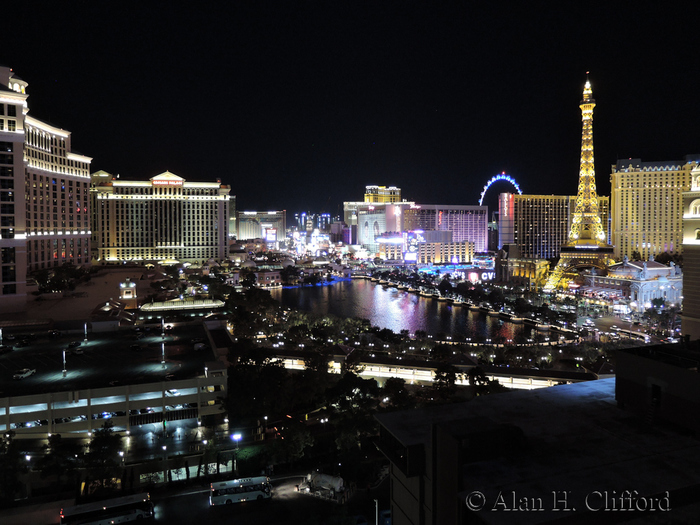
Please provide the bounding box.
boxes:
[0,423,124,504]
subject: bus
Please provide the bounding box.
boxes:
[60,493,154,524]
[209,476,272,505]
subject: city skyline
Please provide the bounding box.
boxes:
[4,3,699,215]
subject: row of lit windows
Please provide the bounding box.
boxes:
[25,127,66,153]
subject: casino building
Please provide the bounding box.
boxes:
[498,193,610,260]
[1,65,92,312]
[91,171,230,264]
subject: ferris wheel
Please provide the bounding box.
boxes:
[478,172,522,206]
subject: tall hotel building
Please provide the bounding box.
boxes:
[91,171,229,264]
[402,205,488,253]
[343,186,410,248]
[236,210,286,243]
[344,186,487,253]
[610,156,699,260]
[1,66,91,312]
[498,193,610,259]
[364,185,401,203]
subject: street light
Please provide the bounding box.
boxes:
[232,433,241,474]
[162,445,167,482]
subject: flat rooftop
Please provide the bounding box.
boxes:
[1,324,213,398]
[377,378,700,523]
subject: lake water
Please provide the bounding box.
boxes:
[270,278,536,341]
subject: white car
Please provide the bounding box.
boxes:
[13,368,36,380]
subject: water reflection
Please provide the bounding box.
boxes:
[270,279,535,340]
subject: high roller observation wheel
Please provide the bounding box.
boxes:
[478,173,523,206]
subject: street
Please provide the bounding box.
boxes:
[1,477,382,525]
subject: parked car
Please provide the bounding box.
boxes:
[13,368,36,380]
[0,345,13,355]
[68,341,81,348]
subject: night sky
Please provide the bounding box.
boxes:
[4,3,699,217]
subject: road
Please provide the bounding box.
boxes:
[1,477,382,525]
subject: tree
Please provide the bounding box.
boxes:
[414,330,427,340]
[654,252,674,265]
[0,431,27,504]
[341,347,366,375]
[280,264,300,285]
[381,377,414,410]
[432,363,461,401]
[304,273,321,286]
[650,298,665,310]
[240,268,257,288]
[273,419,314,466]
[84,422,123,495]
[467,366,489,387]
[437,278,453,296]
[37,434,82,493]
[430,344,453,362]
[375,328,399,345]
[225,359,294,422]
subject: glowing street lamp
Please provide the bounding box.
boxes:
[232,433,241,474]
[62,350,67,377]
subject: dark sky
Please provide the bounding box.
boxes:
[4,3,699,216]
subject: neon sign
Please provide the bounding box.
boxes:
[152,180,183,186]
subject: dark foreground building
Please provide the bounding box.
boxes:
[376,343,700,524]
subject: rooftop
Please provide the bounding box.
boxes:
[377,378,700,523]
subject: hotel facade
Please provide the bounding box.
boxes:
[498,193,610,260]
[344,186,488,256]
[610,156,699,261]
[236,210,287,244]
[1,66,92,312]
[91,171,230,264]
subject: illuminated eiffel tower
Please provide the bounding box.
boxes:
[543,75,614,292]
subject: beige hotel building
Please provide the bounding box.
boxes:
[610,156,699,261]
[1,65,92,312]
[91,171,230,265]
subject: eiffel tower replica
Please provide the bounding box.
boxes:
[544,75,614,292]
